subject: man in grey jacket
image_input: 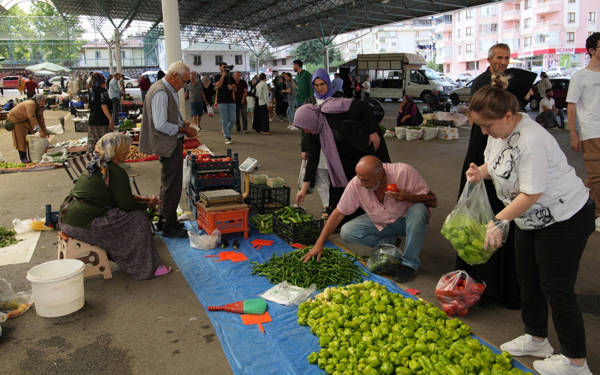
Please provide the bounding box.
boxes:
[108,72,123,126]
[140,61,197,237]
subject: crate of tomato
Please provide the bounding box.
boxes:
[273,206,324,245]
[186,149,241,193]
[186,149,237,171]
[190,170,240,193]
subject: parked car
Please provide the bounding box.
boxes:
[122,75,138,88]
[141,70,159,83]
[0,75,23,89]
[528,78,570,111]
[39,76,69,89]
[449,79,474,105]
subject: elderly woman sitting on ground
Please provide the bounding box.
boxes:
[59,133,172,279]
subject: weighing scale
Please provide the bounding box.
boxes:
[198,189,243,207]
[239,157,260,199]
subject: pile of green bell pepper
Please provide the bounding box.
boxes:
[298,281,526,375]
[441,213,493,265]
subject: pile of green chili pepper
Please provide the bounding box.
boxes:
[250,247,368,289]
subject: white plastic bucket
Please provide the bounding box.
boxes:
[26,259,85,318]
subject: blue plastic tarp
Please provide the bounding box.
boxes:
[160,223,534,375]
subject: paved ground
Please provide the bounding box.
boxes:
[1,88,598,374]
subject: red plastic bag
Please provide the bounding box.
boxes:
[435,270,485,317]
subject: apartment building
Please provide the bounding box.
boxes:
[436,0,600,74]
[336,20,435,62]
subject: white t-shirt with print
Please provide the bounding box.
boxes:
[565,68,600,141]
[539,97,554,113]
[484,114,589,230]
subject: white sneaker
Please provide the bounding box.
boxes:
[595,217,600,232]
[533,354,593,375]
[500,334,554,358]
[225,139,232,145]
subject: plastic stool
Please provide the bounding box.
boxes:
[57,232,112,279]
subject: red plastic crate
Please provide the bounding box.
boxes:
[196,203,249,239]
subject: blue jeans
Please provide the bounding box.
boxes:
[218,103,236,139]
[287,102,296,123]
[339,203,429,270]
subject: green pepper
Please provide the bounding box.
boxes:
[399,344,414,358]
[395,367,411,375]
[380,361,394,375]
[417,356,433,372]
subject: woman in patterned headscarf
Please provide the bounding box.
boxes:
[59,133,172,279]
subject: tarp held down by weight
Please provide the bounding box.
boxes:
[160,222,534,375]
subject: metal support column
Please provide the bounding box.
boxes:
[114,29,122,73]
[108,44,114,74]
[161,0,185,115]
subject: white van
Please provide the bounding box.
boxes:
[341,54,452,102]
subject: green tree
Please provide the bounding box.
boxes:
[30,2,85,66]
[250,50,275,71]
[0,7,34,64]
[293,40,342,67]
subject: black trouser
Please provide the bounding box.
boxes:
[235,102,247,131]
[158,138,184,228]
[253,105,269,132]
[515,199,595,358]
[111,98,121,126]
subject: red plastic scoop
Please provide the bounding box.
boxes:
[241,311,272,333]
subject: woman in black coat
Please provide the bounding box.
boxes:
[295,69,390,216]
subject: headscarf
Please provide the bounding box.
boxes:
[311,68,337,100]
[293,97,353,187]
[87,132,131,185]
[400,96,415,116]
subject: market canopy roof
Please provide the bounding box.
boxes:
[25,61,72,73]
[48,0,499,46]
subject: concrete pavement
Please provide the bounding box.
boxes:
[0,89,598,374]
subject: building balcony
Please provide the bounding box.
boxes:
[535,22,561,32]
[535,0,562,15]
[502,10,521,22]
[503,26,520,36]
[437,55,453,64]
[415,35,432,41]
[434,22,453,32]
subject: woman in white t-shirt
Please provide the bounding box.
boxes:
[466,86,595,375]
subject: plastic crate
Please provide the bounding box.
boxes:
[74,120,88,132]
[245,183,290,213]
[190,170,241,193]
[196,203,249,238]
[186,149,238,171]
[273,207,324,245]
[426,119,454,127]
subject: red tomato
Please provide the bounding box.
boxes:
[457,308,469,317]
[442,304,456,316]
[387,184,399,192]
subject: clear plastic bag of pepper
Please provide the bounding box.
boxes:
[435,270,485,317]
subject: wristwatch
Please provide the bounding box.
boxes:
[492,216,503,227]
